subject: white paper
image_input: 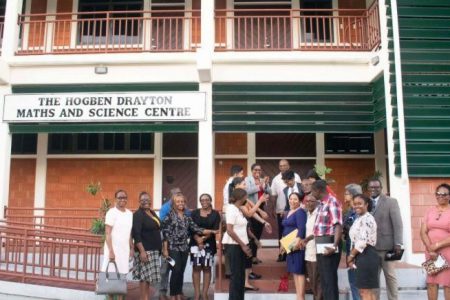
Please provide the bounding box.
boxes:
[435,255,447,268]
[316,243,339,254]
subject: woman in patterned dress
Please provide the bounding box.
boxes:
[346,194,381,300]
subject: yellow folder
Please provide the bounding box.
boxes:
[280,229,298,254]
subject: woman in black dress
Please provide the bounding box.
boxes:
[190,193,221,300]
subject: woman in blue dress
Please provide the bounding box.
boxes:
[280,192,307,300]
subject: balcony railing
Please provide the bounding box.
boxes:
[17,10,200,55]
[215,1,380,51]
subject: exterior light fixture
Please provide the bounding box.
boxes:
[94,65,108,74]
[371,56,380,66]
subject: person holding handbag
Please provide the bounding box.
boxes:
[420,183,450,300]
[100,189,133,300]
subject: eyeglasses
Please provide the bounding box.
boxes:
[435,192,449,197]
[140,198,150,202]
[117,196,128,200]
[200,198,210,201]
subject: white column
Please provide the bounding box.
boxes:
[184,0,193,50]
[315,133,325,167]
[374,130,388,189]
[197,0,214,82]
[247,133,255,171]
[143,0,152,51]
[226,0,233,49]
[70,0,79,49]
[34,134,48,215]
[1,0,24,58]
[153,132,163,209]
[291,0,300,48]
[45,0,58,53]
[378,0,413,264]
[0,86,12,219]
[197,83,214,207]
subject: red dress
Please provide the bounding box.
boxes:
[424,207,450,286]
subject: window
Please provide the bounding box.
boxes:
[11,134,37,155]
[325,133,374,154]
[256,133,316,157]
[77,0,143,45]
[300,0,333,43]
[163,133,198,157]
[48,133,153,154]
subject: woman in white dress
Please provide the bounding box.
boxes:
[101,189,134,300]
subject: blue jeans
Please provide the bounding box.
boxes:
[348,268,360,300]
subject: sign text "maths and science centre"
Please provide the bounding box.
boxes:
[2,92,206,123]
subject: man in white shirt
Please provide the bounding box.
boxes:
[270,159,301,261]
[222,165,244,213]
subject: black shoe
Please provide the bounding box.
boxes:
[276,254,286,262]
[249,272,262,280]
[225,274,231,279]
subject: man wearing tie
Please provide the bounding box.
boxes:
[368,178,403,300]
[282,170,304,211]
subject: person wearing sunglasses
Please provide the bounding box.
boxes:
[420,183,450,300]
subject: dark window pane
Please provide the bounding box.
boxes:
[325,133,374,154]
[11,134,37,154]
[130,133,140,151]
[256,133,316,157]
[141,134,152,152]
[104,133,114,150]
[115,133,125,151]
[163,133,198,157]
[88,134,99,151]
[77,133,88,151]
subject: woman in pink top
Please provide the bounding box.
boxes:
[420,183,450,300]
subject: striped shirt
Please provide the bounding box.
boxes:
[313,194,343,236]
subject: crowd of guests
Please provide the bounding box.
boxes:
[99,159,450,300]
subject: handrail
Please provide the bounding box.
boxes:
[0,224,102,287]
[0,219,91,233]
[215,2,380,51]
[17,9,201,55]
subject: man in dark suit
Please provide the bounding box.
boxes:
[282,170,304,211]
[368,178,403,300]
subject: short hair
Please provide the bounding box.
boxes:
[368,177,382,188]
[139,191,150,200]
[229,188,247,204]
[230,165,244,176]
[229,177,245,199]
[282,170,295,181]
[199,193,212,202]
[345,183,362,197]
[115,189,127,198]
[353,193,373,212]
[306,169,321,181]
[436,183,450,193]
[312,180,327,193]
[250,163,260,171]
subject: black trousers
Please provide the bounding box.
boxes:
[169,250,188,296]
[316,252,341,300]
[225,244,246,300]
[277,213,284,243]
[250,205,265,257]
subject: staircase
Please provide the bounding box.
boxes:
[214,248,427,300]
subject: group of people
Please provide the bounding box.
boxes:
[101,189,220,300]
[99,158,450,300]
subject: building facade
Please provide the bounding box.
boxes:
[0,0,448,265]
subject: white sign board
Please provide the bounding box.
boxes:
[2,92,206,123]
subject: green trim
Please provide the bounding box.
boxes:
[9,123,198,133]
[12,83,199,94]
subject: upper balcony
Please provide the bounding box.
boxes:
[14,0,380,56]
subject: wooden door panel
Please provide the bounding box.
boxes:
[214,159,247,211]
[162,159,198,210]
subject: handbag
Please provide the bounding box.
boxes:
[422,254,449,276]
[95,261,127,295]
